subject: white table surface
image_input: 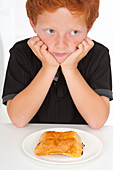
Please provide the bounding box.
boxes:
[0,123,113,170]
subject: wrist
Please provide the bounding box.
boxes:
[42,65,59,74]
[61,62,78,71]
[61,65,78,75]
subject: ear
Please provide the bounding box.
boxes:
[29,19,37,33]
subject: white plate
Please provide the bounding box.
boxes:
[22,127,102,164]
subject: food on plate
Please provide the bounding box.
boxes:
[34,131,85,157]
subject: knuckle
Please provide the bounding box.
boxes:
[40,45,45,52]
[28,39,34,47]
[27,39,31,46]
[38,41,43,46]
[79,43,82,48]
[34,41,42,48]
[83,41,88,47]
[89,41,94,49]
[81,44,84,50]
[41,44,47,50]
[27,36,40,45]
[92,41,94,47]
[34,45,39,53]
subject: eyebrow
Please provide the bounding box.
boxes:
[41,26,81,31]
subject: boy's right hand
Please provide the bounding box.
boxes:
[27,36,59,70]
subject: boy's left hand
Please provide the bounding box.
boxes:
[61,37,94,70]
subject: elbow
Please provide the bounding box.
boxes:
[13,120,27,128]
[8,110,27,128]
[11,113,28,128]
[7,100,28,128]
[89,123,103,130]
[89,108,110,130]
[9,115,27,128]
[89,118,108,130]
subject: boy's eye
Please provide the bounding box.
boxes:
[46,29,54,34]
[71,31,78,35]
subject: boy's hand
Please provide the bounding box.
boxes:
[27,36,59,70]
[61,37,94,70]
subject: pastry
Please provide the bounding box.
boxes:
[34,131,84,157]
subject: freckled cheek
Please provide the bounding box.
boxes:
[73,36,85,46]
[38,37,56,51]
[43,39,55,51]
[70,39,79,48]
[72,34,87,48]
[37,34,49,45]
[36,30,49,45]
[67,38,82,51]
[37,34,53,50]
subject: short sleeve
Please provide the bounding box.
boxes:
[88,48,113,100]
[2,44,30,105]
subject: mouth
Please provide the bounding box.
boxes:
[52,52,68,57]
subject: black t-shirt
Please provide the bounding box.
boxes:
[2,38,113,124]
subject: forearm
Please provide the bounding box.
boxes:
[62,68,109,129]
[7,66,58,127]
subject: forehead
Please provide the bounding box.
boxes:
[36,7,86,29]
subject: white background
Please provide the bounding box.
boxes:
[0,0,113,124]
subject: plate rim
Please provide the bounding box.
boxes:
[22,127,103,165]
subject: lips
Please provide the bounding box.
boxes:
[53,53,68,57]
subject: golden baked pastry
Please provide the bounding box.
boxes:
[34,131,84,157]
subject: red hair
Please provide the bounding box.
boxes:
[26,0,99,30]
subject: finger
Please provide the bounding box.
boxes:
[75,41,88,61]
[85,37,94,48]
[82,40,90,52]
[33,41,44,58]
[81,39,94,59]
[68,45,83,59]
[28,40,43,60]
[78,43,84,50]
[40,44,49,56]
[77,43,84,54]
[34,40,43,50]
[27,36,40,47]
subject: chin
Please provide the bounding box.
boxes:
[55,56,67,64]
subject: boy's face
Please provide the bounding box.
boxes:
[32,8,88,63]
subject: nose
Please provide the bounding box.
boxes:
[54,35,68,51]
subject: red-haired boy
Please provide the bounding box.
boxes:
[2,0,113,128]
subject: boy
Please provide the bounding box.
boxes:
[2,0,113,129]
